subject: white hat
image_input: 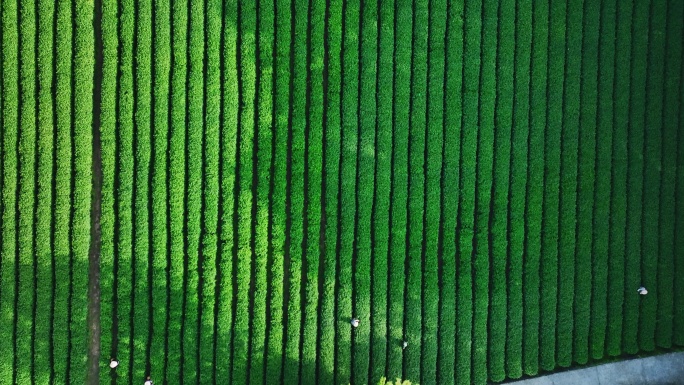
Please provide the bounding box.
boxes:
[109,360,119,369]
[638,287,648,295]
[144,380,153,385]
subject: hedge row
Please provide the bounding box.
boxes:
[0,0,19,382]
[437,1,463,383]
[303,0,325,382]
[640,0,667,353]
[72,2,94,381]
[574,0,599,365]
[199,0,222,381]
[336,0,359,382]
[132,0,153,381]
[168,0,188,380]
[664,0,684,349]
[283,0,306,382]
[261,1,290,372]
[624,0,648,355]
[115,0,136,381]
[17,0,38,381]
[523,0,547,375]
[262,1,290,376]
[473,0,497,380]
[406,0,427,381]
[233,0,257,383]
[489,0,515,380]
[320,0,342,381]
[35,0,55,381]
[387,0,410,379]
[354,0,377,383]
[264,0,289,383]
[371,0,393,381]
[215,0,239,382]
[590,0,616,360]
[54,0,75,382]
[150,0,171,380]
[557,0,581,367]
[250,0,274,383]
[456,0,481,381]
[606,0,632,357]
[507,0,532,378]
[422,0,446,383]
[99,0,117,378]
[675,5,684,346]
[540,0,565,370]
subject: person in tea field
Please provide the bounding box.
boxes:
[638,286,648,295]
[351,318,360,328]
[109,358,119,369]
[402,341,408,350]
[144,376,153,385]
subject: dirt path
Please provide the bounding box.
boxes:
[86,0,104,381]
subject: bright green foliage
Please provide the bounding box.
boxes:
[319,0,342,383]
[406,0,427,381]
[437,1,462,383]
[266,0,289,383]
[99,0,117,380]
[4,1,684,384]
[150,0,171,381]
[354,0,376,383]
[387,0,410,379]
[216,0,239,382]
[371,0,393,382]
[337,1,359,383]
[456,0,481,382]
[234,1,257,383]
[303,0,324,381]
[249,0,274,383]
[34,0,55,381]
[0,0,18,382]
[168,0,188,380]
[422,0,446,383]
[17,0,37,381]
[132,0,152,382]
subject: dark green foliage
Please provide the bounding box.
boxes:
[575,0,599,365]
[524,0,547,375]
[438,1,463,383]
[489,0,514,380]
[624,0,648,355]
[541,0,565,371]
[606,0,632,357]
[590,0,616,361]
[662,0,684,349]
[387,0,410,379]
[557,0,582,367]
[640,0,666,353]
